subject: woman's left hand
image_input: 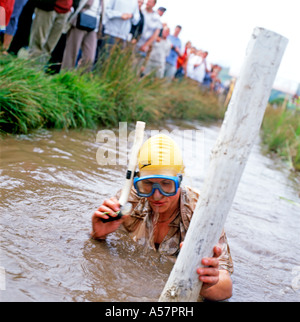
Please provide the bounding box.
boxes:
[179,243,232,301]
[196,245,221,289]
[179,243,221,288]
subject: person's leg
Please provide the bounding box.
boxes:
[61,27,85,70]
[144,59,157,76]
[2,34,13,53]
[29,8,55,58]
[156,63,164,79]
[8,0,35,55]
[47,33,67,74]
[44,11,70,57]
[164,62,176,79]
[101,34,118,59]
[80,31,97,72]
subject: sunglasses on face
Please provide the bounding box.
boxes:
[133,174,182,198]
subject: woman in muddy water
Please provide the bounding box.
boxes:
[91,134,233,301]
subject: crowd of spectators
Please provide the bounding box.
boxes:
[0,0,224,92]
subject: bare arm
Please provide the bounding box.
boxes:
[140,28,160,52]
[91,197,128,240]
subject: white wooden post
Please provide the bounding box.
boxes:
[159,27,288,302]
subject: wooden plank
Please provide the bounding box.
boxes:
[159,27,288,302]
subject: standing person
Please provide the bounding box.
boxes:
[61,0,102,71]
[175,40,191,79]
[186,46,197,79]
[1,0,28,55]
[102,0,140,52]
[136,0,162,56]
[156,6,166,38]
[7,0,36,55]
[156,6,166,17]
[164,25,182,79]
[193,50,209,84]
[209,64,223,92]
[46,0,81,74]
[28,0,73,62]
[144,25,171,78]
[91,134,233,302]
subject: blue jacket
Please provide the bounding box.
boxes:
[166,35,181,66]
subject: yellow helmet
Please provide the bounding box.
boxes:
[138,134,185,175]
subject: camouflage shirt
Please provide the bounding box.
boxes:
[119,186,234,274]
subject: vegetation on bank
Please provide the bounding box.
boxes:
[0,50,299,171]
[262,106,300,171]
[0,51,224,134]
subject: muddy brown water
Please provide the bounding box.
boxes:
[0,120,299,302]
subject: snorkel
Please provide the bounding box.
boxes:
[101,121,146,223]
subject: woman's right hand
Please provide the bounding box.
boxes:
[91,197,127,240]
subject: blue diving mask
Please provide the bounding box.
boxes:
[133,174,183,198]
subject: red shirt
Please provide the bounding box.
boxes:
[177,46,188,69]
[0,0,15,26]
[54,0,73,14]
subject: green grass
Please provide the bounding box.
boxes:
[262,106,300,171]
[0,50,223,135]
[0,49,299,172]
